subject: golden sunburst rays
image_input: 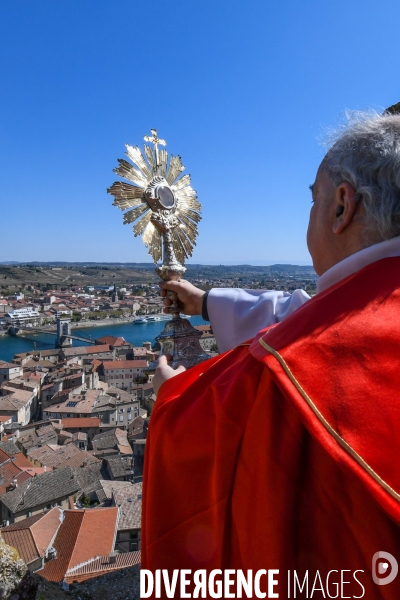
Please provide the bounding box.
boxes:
[108,131,201,265]
[122,203,148,225]
[144,144,155,170]
[166,155,185,185]
[143,223,162,263]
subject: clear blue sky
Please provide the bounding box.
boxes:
[1,1,399,265]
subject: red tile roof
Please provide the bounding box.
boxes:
[11,453,34,470]
[91,359,102,370]
[63,345,112,357]
[1,507,63,565]
[2,528,38,564]
[1,513,43,530]
[38,507,119,582]
[65,551,141,584]
[20,466,53,476]
[95,336,127,346]
[61,417,100,429]
[31,507,63,556]
[0,450,33,496]
[1,506,62,564]
[103,360,148,369]
[0,415,12,424]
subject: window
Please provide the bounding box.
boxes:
[119,415,124,422]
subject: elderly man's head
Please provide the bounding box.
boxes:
[307,112,400,276]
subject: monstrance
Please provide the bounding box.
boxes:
[108,129,210,368]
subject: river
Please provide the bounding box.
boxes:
[0,316,208,363]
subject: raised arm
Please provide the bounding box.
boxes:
[207,287,311,352]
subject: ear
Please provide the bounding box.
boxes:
[332,182,358,235]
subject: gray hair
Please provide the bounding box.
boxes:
[323,111,400,242]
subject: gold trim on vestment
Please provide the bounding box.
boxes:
[258,337,400,503]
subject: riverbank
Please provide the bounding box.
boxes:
[0,315,207,363]
[12,315,168,334]
[70,315,171,329]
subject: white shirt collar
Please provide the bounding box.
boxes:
[317,236,400,293]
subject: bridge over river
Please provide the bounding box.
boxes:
[24,326,96,345]
[9,318,95,348]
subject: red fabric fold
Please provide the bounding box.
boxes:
[142,257,400,599]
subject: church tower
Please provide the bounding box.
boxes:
[112,284,118,303]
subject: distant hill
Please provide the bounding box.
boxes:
[0,262,316,290]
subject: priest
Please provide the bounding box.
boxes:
[142,110,400,598]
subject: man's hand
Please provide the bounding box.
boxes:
[159,279,205,315]
[153,355,186,395]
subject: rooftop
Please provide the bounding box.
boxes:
[0,361,20,369]
[113,482,142,531]
[13,349,60,359]
[0,440,21,456]
[37,507,119,583]
[73,462,111,496]
[61,417,100,429]
[1,507,63,565]
[23,359,56,369]
[99,479,134,500]
[103,360,148,369]
[65,550,140,584]
[0,449,33,496]
[0,415,13,424]
[106,455,133,479]
[27,443,90,469]
[95,336,128,347]
[63,345,112,357]
[92,428,131,455]
[106,387,138,405]
[1,466,80,514]
[44,389,106,415]
[18,429,58,452]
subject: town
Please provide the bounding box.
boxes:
[0,261,315,596]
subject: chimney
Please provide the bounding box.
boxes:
[47,547,57,561]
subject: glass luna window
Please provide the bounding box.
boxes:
[156,185,175,209]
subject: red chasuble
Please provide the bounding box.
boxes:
[142,257,400,599]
